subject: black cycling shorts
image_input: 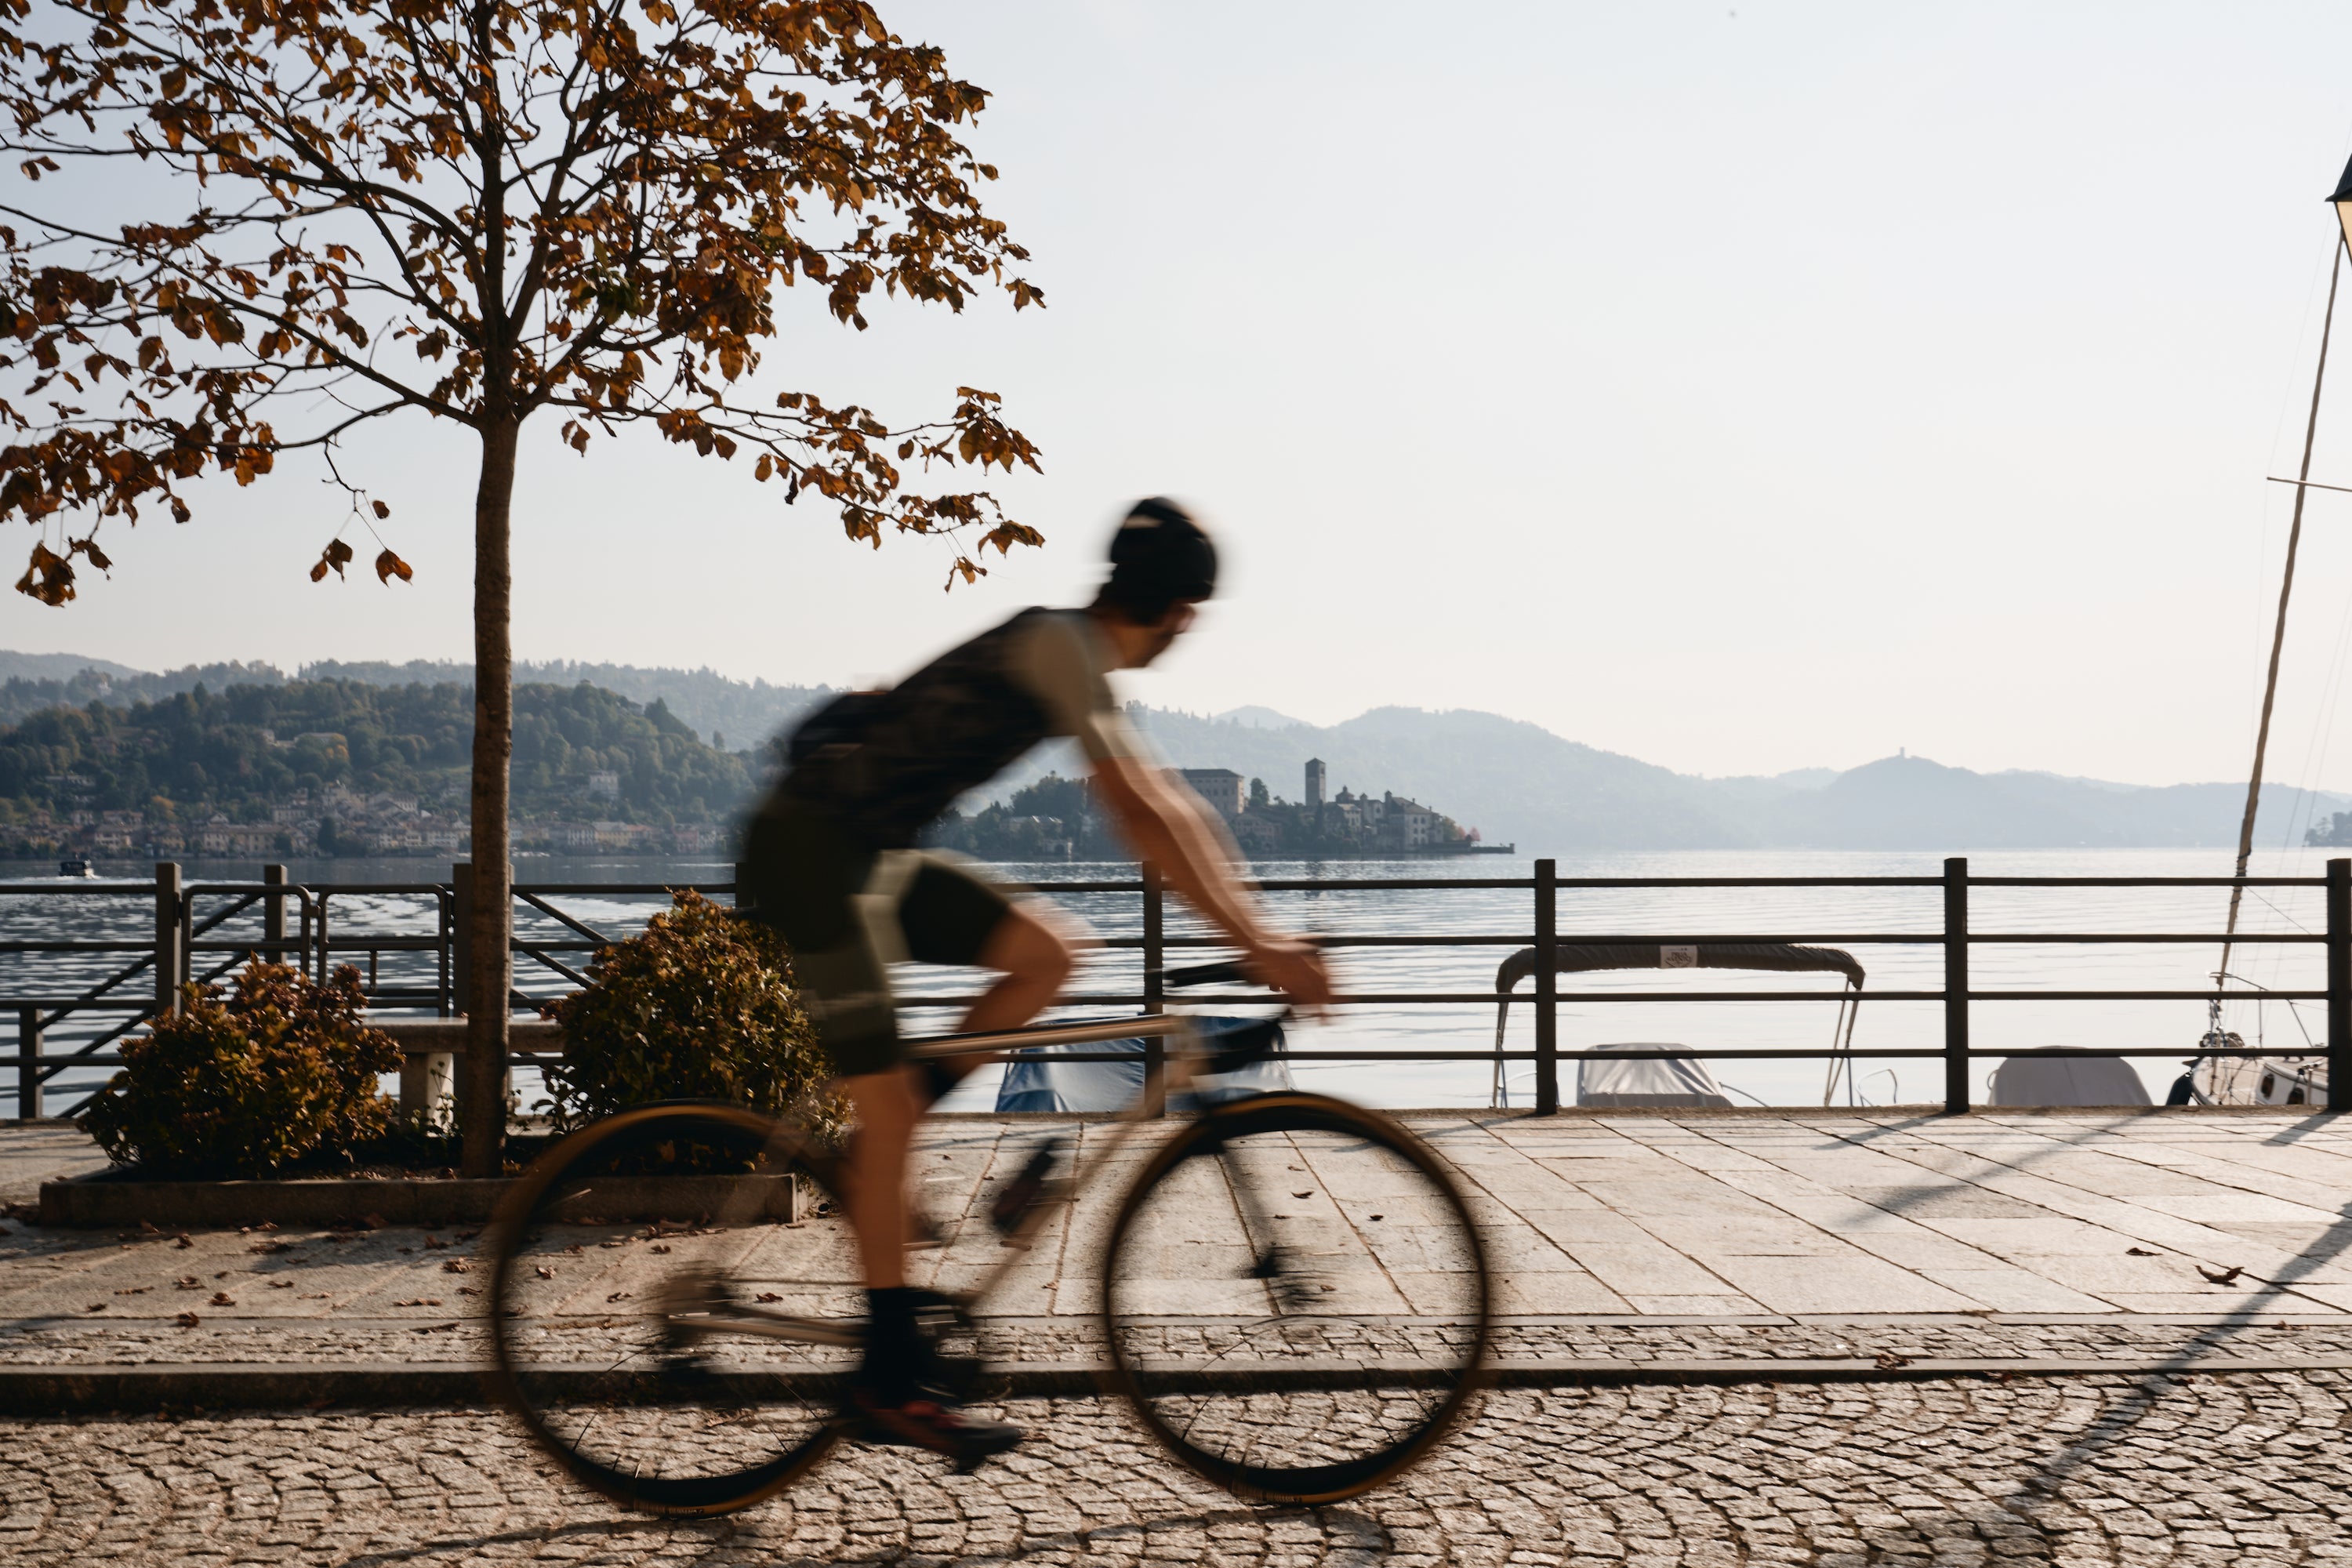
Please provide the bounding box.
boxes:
[741,801,1017,1078]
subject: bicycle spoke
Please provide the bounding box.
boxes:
[486,1104,858,1515]
[1102,1094,1490,1505]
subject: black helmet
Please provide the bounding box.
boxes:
[1102,497,1216,616]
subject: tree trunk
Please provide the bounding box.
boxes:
[460,416,521,1178]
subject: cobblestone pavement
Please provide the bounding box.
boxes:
[6,1372,2352,1564]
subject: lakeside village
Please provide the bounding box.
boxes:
[931,757,1506,861]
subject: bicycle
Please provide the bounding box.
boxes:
[482,959,1494,1515]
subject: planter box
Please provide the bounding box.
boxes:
[38,1171,806,1229]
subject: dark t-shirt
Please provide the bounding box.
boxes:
[768,607,1143,848]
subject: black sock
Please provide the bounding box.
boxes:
[861,1286,925,1405]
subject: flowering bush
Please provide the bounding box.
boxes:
[84,961,399,1177]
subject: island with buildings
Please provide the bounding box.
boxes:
[929,758,1507,862]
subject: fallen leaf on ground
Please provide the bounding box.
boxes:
[394,1298,441,1308]
[114,1285,150,1295]
[267,1280,292,1290]
[650,1243,672,1254]
[457,1286,481,1296]
[756,1292,782,1303]
[441,1259,468,1274]
[607,1291,631,1302]
[249,1240,292,1255]
[535,1266,554,1279]
[175,1312,199,1327]
[82,1303,103,1312]
[2126,1247,2158,1256]
[1368,1214,1384,1221]
[2197,1265,2246,1286]
[172,1235,191,1249]
[208,1293,233,1306]
[417,1322,456,1334]
[174,1276,199,1290]
[1875,1352,1914,1370]
[1292,1192,1312,1199]
[423,1236,446,1249]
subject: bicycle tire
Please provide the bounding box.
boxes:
[1098,1092,1491,1504]
[483,1102,854,1515]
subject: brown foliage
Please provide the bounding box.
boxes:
[82,960,401,1178]
[541,890,843,1145]
[0,0,1045,597]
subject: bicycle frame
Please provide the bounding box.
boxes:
[670,1011,1232,1348]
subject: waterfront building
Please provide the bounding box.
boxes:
[1305,758,1327,810]
[1178,768,1247,817]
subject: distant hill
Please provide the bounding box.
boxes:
[0,677,752,827]
[304,660,832,750]
[0,650,2339,850]
[1101,708,2347,853]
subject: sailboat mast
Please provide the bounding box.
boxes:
[2220,238,2346,993]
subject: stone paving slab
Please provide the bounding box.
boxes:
[6,1373,2352,1564]
[9,1109,2352,1375]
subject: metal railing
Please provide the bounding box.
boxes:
[0,855,2342,1118]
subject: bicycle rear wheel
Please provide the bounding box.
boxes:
[1098,1092,1491,1504]
[484,1102,859,1515]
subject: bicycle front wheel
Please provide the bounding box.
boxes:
[484,1102,859,1515]
[1098,1093,1491,1504]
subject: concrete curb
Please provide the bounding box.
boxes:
[5,1355,2350,1414]
[37,1172,804,1228]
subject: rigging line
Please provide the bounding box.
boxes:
[2226,234,2348,990]
[2268,475,2352,495]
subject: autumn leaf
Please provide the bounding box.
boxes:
[14,542,74,606]
[70,536,111,572]
[310,538,354,583]
[374,548,413,584]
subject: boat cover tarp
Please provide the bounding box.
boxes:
[1495,942,1864,1041]
[995,1016,1293,1113]
[1988,1049,2151,1109]
[1578,1044,1734,1109]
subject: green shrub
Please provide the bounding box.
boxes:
[84,961,401,1177]
[542,889,843,1144]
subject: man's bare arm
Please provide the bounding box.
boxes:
[1090,754,1332,1009]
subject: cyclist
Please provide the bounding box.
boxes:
[741,498,1334,1466]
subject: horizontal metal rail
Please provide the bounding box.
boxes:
[4,858,2348,1121]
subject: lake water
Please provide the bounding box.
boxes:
[0,846,2335,1116]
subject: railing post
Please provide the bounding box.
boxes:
[1534,858,1559,1115]
[2328,858,2350,1112]
[1944,855,1969,1115]
[436,885,452,1018]
[445,861,482,1140]
[1142,862,1164,1015]
[153,861,183,1017]
[262,863,286,960]
[1142,862,1165,1117]
[16,1006,41,1120]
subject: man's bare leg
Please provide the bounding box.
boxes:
[842,1069,918,1289]
[840,904,1089,1286]
[924,902,1091,1100]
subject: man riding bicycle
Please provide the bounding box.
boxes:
[741,498,1334,1465]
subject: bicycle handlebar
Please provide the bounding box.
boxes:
[1163,956,1261,989]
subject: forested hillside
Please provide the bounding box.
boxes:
[0,679,755,826]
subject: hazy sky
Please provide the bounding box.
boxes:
[11,2,2352,788]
